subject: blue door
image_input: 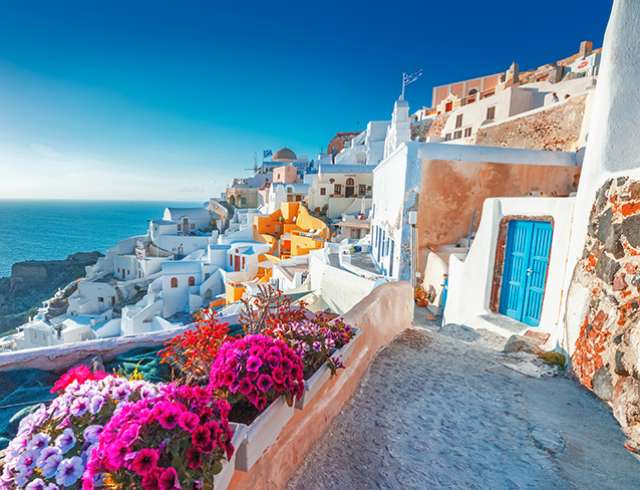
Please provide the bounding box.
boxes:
[499,220,552,327]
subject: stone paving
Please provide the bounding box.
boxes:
[287,323,639,489]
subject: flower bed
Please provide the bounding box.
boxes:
[84,384,235,489]
[0,375,159,489]
[209,334,304,471]
[295,326,361,409]
[1,287,366,486]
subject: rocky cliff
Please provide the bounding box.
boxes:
[0,252,102,333]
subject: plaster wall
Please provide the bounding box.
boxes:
[417,157,580,272]
[444,197,575,346]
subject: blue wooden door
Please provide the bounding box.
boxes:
[499,220,552,326]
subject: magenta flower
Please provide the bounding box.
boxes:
[158,466,181,490]
[256,374,273,393]
[131,448,159,476]
[246,355,262,372]
[178,411,199,432]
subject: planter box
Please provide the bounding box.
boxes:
[213,423,247,490]
[234,396,295,471]
[295,327,362,409]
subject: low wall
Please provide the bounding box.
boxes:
[0,326,192,372]
[308,254,378,314]
[229,281,414,489]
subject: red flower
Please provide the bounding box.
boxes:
[185,447,202,470]
[256,374,273,393]
[51,365,108,393]
[158,466,181,490]
[131,448,159,476]
[191,425,211,452]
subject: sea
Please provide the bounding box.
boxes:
[0,200,202,278]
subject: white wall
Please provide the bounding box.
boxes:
[444,197,575,345]
[559,0,640,354]
[68,282,117,316]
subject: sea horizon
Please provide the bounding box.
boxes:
[0,199,203,277]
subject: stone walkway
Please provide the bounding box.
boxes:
[287,323,639,489]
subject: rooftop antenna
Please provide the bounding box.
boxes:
[244,152,259,173]
[401,69,423,100]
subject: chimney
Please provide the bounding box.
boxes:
[579,40,593,57]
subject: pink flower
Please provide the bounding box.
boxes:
[191,426,211,452]
[105,440,128,470]
[246,355,262,372]
[131,448,159,476]
[155,403,181,430]
[177,411,199,432]
[256,374,273,393]
[185,447,202,470]
[158,466,181,490]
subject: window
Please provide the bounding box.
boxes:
[455,114,463,129]
[454,130,462,139]
[345,178,355,198]
[320,187,326,196]
[98,297,104,303]
[191,223,195,229]
[464,127,472,138]
[170,277,178,288]
[486,106,496,120]
[445,101,453,112]
[359,184,367,196]
[177,224,181,231]
[444,133,451,141]
[188,276,195,286]
[229,255,233,267]
[241,257,246,269]
[334,184,342,195]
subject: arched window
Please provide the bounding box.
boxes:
[170,277,178,288]
[345,177,355,198]
[188,276,195,286]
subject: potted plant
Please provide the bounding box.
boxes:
[0,372,159,490]
[267,313,360,409]
[159,307,233,385]
[208,334,304,471]
[83,383,238,490]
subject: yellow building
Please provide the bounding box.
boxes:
[254,202,329,260]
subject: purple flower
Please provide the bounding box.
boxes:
[312,341,322,352]
[55,456,83,487]
[25,478,47,490]
[83,425,103,444]
[54,428,76,454]
[111,384,131,401]
[27,433,51,453]
[70,397,89,417]
[16,449,38,474]
[40,453,62,479]
[36,446,61,467]
[88,394,105,415]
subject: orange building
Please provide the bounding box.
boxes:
[254,202,329,261]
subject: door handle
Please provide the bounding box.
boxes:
[526,268,533,276]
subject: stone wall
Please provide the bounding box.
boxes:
[571,177,640,453]
[475,95,587,151]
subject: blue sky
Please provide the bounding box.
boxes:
[0,0,611,201]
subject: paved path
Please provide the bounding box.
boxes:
[287,324,639,489]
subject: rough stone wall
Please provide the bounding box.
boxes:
[571,177,640,452]
[475,95,587,151]
[412,114,449,142]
